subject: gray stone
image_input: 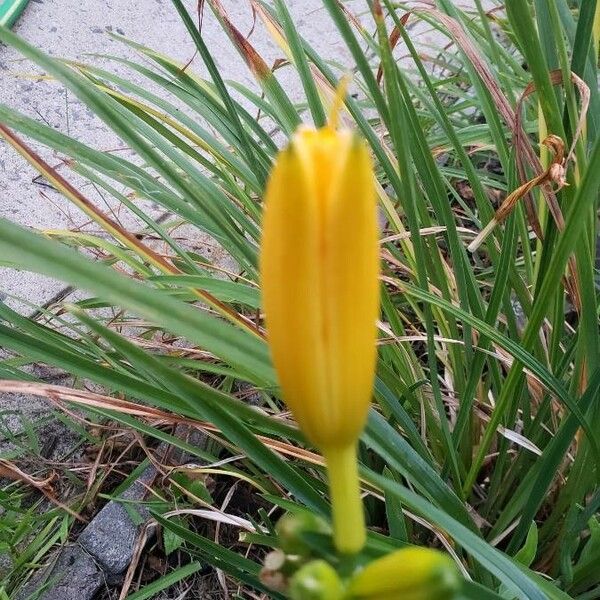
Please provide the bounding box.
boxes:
[0,385,79,459]
[7,420,208,600]
[77,425,207,577]
[10,426,208,598]
[0,553,12,580]
[77,463,157,576]
[15,544,105,600]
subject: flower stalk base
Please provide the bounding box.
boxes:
[323,443,365,554]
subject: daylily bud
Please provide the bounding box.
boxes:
[276,512,330,556]
[260,123,380,553]
[289,560,345,600]
[346,547,462,600]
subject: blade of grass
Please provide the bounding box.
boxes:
[169,0,268,186]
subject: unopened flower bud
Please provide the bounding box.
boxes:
[346,547,461,599]
[289,560,345,600]
[276,512,330,556]
[260,121,379,554]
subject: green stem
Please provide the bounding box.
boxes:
[322,443,365,555]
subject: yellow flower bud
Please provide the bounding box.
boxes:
[289,560,345,600]
[260,123,380,554]
[260,125,379,448]
[346,547,462,600]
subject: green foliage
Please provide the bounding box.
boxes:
[1,0,600,597]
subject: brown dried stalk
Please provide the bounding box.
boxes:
[0,458,85,521]
[468,135,568,252]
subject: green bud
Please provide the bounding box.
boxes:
[289,560,345,600]
[346,547,461,600]
[276,512,330,556]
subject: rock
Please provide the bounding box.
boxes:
[15,544,105,600]
[13,425,208,598]
[78,464,157,576]
[77,424,207,577]
[0,554,13,579]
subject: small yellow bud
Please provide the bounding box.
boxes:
[346,547,461,600]
[289,560,346,600]
[260,123,379,554]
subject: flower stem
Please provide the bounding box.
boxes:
[323,443,365,554]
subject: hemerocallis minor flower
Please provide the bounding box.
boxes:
[260,101,380,554]
[346,547,461,599]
